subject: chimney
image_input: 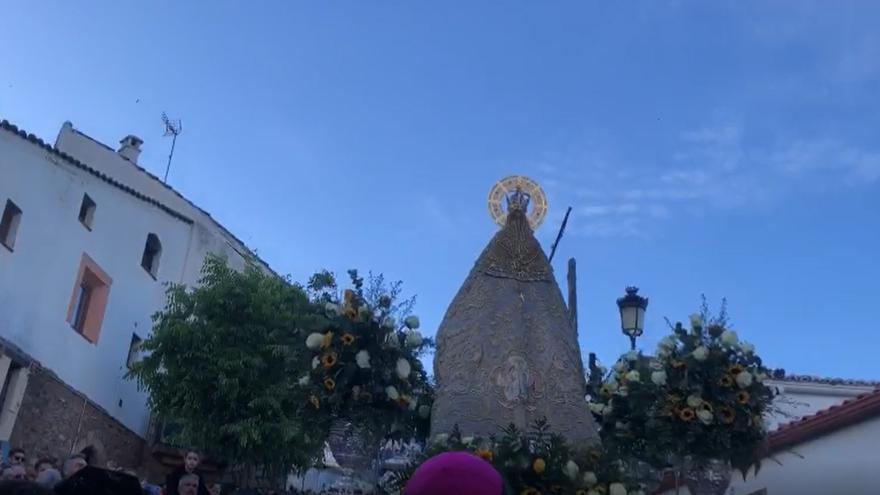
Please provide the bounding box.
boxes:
[118,135,143,164]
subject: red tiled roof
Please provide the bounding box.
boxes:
[653,387,880,493]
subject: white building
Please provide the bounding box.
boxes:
[0,118,268,471]
[655,374,880,495]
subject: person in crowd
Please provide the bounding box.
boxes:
[33,467,61,490]
[209,483,222,495]
[404,451,504,495]
[33,459,55,476]
[61,454,87,479]
[178,474,200,495]
[5,449,25,469]
[1,465,27,481]
[0,480,53,495]
[165,451,209,495]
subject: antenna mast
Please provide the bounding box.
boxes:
[161,112,182,183]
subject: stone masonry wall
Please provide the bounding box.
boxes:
[9,366,144,470]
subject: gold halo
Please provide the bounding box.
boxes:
[487,175,548,230]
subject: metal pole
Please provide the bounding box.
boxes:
[548,206,572,263]
[163,132,177,183]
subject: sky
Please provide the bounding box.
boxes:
[2,1,879,379]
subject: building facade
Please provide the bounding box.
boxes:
[0,119,266,473]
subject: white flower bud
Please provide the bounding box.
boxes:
[306,333,324,350]
[651,370,667,386]
[356,350,371,369]
[404,316,420,329]
[396,358,412,379]
[692,346,710,361]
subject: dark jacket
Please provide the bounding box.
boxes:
[165,467,210,495]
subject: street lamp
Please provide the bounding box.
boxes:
[617,286,648,350]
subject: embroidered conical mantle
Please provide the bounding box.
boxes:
[431,208,599,443]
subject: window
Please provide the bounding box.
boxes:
[66,253,112,343]
[0,200,22,251]
[78,194,96,230]
[141,233,162,278]
[126,333,143,369]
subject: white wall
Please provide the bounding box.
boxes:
[55,123,263,282]
[657,416,880,495]
[0,129,193,435]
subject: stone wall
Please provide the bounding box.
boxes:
[9,366,145,469]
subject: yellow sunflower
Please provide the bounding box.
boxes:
[341,333,356,346]
[728,364,745,375]
[679,407,696,422]
[719,374,734,387]
[719,406,736,424]
[532,458,546,474]
[737,390,750,404]
[321,331,334,349]
[321,352,338,369]
[475,448,493,462]
[309,395,320,410]
[343,306,358,320]
[323,377,336,391]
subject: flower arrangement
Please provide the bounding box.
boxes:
[303,271,433,437]
[589,308,775,476]
[394,420,641,495]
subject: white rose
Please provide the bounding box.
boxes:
[697,408,713,424]
[405,330,423,347]
[385,386,400,401]
[356,350,371,369]
[298,374,310,386]
[325,302,341,317]
[589,403,605,415]
[404,316,420,329]
[616,386,629,397]
[306,333,325,350]
[651,371,667,386]
[721,330,740,347]
[311,356,320,369]
[625,370,640,382]
[689,313,703,328]
[564,460,579,480]
[755,372,767,383]
[602,379,619,395]
[736,371,753,388]
[383,317,397,329]
[613,360,628,374]
[609,483,627,495]
[625,350,639,362]
[692,346,710,362]
[582,471,598,487]
[741,341,755,354]
[418,405,431,418]
[432,433,448,445]
[462,436,474,445]
[687,395,703,408]
[657,335,675,350]
[396,358,412,379]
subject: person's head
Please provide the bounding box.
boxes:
[33,459,54,475]
[7,449,25,466]
[210,483,222,495]
[34,468,61,490]
[178,473,199,495]
[62,455,87,479]
[183,451,200,473]
[2,465,27,481]
[404,452,503,495]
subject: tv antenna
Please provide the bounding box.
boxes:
[161,112,182,183]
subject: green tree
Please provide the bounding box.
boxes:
[128,255,325,481]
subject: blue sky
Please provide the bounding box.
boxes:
[3,1,879,378]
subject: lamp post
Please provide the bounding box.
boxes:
[617,286,648,350]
